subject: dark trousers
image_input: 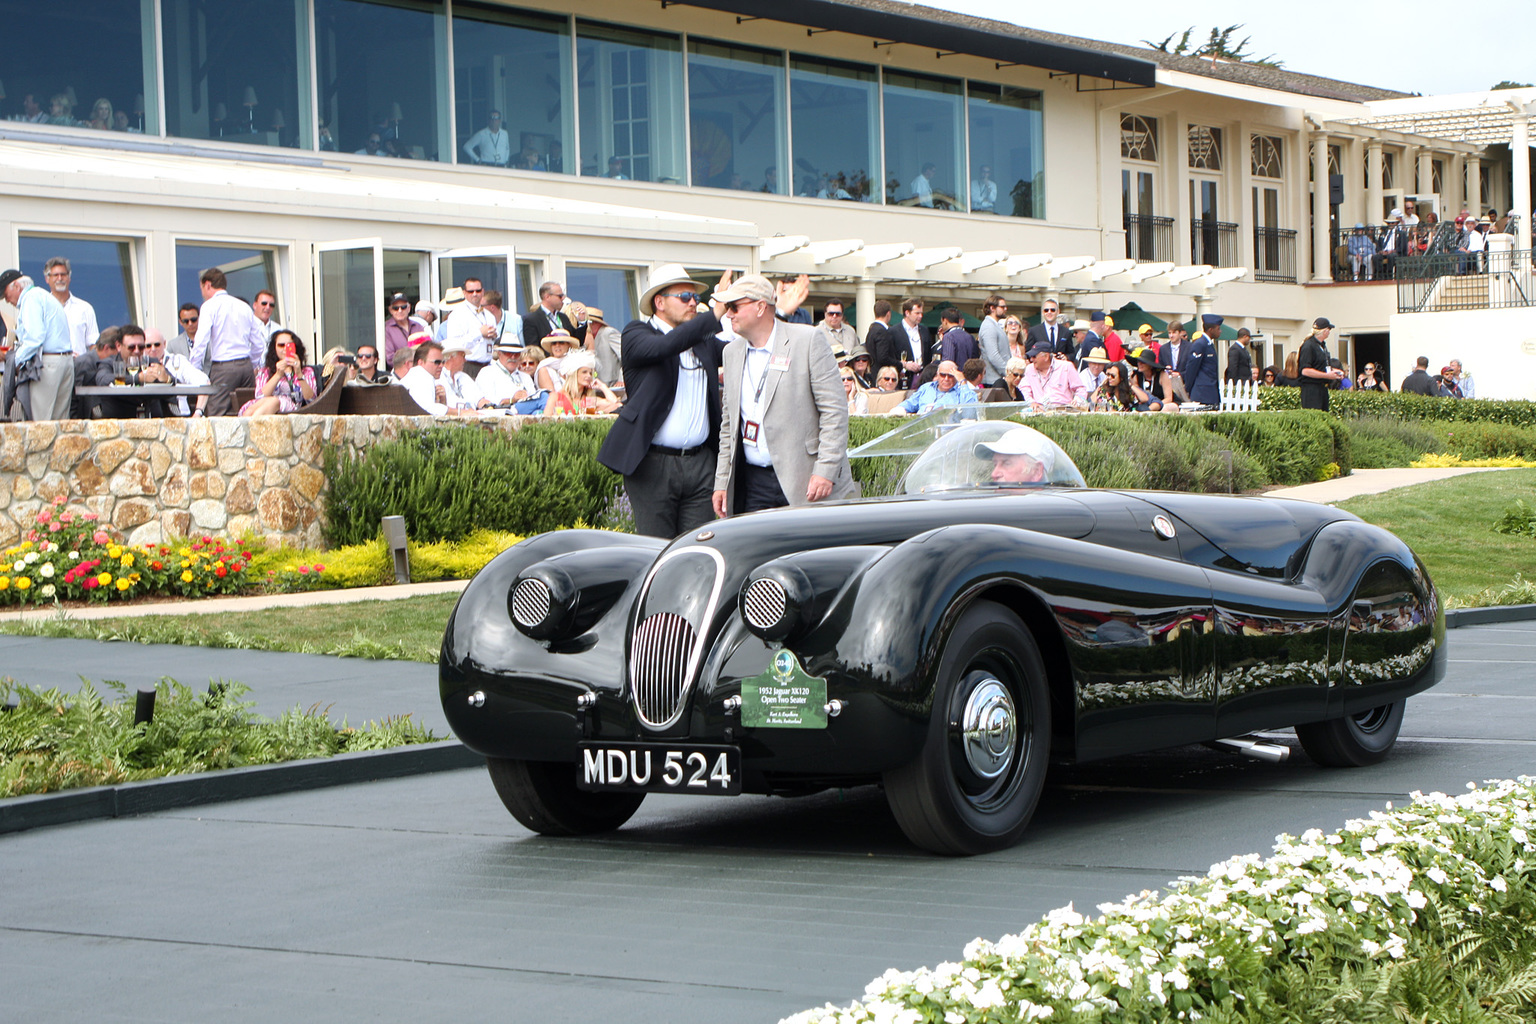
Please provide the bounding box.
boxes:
[733,460,788,515]
[624,445,717,539]
[208,358,256,416]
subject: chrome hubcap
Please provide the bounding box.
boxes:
[961,678,1016,779]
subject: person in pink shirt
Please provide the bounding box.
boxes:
[1020,342,1087,411]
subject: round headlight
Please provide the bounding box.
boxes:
[738,566,810,643]
[741,577,788,633]
[509,565,577,640]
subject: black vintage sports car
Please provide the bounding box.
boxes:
[440,418,1444,854]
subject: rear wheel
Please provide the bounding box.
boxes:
[486,758,645,835]
[884,601,1051,855]
[1295,701,1405,767]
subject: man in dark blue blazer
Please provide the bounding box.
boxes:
[596,265,726,538]
[1181,314,1222,406]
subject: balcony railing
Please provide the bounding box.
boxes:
[1124,214,1174,262]
[1396,248,1535,313]
[1252,227,1297,283]
[1328,221,1458,282]
[1190,218,1238,268]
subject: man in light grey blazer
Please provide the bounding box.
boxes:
[710,274,857,517]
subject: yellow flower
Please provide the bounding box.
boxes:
[16,577,31,591]
[97,572,113,586]
[107,545,123,559]
[181,570,194,583]
[120,553,135,568]
[215,560,225,570]
[0,577,10,591]
[178,547,191,556]
[116,578,131,592]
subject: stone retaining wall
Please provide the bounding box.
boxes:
[0,414,444,550]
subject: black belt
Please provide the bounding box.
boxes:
[212,358,250,365]
[649,443,708,458]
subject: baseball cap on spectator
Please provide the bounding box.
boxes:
[1136,323,1155,337]
[973,427,1056,474]
[0,269,22,293]
[415,299,436,315]
[1313,317,1335,330]
[712,273,776,306]
[1026,342,1053,359]
[1089,310,1107,323]
[1441,365,1456,377]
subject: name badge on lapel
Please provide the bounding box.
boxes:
[769,355,791,372]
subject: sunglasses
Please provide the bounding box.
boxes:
[464,287,483,294]
[425,358,444,365]
[357,353,377,359]
[256,301,274,308]
[662,292,701,304]
[520,359,538,367]
[825,310,844,317]
[180,317,198,325]
[124,344,145,352]
[390,304,409,311]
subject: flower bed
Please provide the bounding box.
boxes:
[785,778,1536,1024]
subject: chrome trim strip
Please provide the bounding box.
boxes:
[629,545,726,730]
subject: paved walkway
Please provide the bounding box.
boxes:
[1268,465,1512,503]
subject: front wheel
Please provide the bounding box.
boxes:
[884,601,1051,855]
[486,758,645,835]
[1295,701,1405,767]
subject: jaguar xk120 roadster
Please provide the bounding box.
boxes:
[440,418,1443,854]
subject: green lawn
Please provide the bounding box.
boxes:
[0,593,460,663]
[1335,468,1536,604]
[3,470,1533,659]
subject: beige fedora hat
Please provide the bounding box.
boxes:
[639,263,705,316]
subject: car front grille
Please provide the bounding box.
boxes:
[741,577,787,632]
[510,577,551,629]
[631,612,698,728]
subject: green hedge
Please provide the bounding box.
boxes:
[1262,384,1536,427]
[323,421,619,547]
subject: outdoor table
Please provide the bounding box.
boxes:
[75,384,220,416]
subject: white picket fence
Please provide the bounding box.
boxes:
[1219,379,1263,412]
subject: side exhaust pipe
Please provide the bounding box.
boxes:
[1210,736,1291,763]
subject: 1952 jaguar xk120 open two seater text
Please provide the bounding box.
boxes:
[440,418,1445,855]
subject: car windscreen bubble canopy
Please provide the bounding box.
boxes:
[899,422,1084,494]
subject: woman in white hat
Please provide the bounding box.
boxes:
[536,330,575,393]
[543,350,620,416]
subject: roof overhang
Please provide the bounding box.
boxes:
[662,0,1157,86]
[1330,88,1536,148]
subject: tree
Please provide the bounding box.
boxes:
[1143,24,1283,68]
[1491,81,1533,90]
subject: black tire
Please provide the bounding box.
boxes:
[1296,701,1405,767]
[486,758,645,835]
[884,601,1051,855]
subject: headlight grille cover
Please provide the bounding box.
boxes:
[631,612,698,727]
[510,577,552,630]
[741,577,788,632]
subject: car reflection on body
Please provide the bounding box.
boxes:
[440,415,1444,855]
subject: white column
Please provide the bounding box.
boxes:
[1450,154,1466,215]
[1173,114,1192,264]
[1511,107,1532,254]
[1311,131,1332,283]
[1416,149,1433,201]
[1467,156,1482,217]
[1366,140,1383,222]
[855,278,876,340]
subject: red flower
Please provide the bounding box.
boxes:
[297,566,309,574]
[150,561,164,570]
[82,578,99,590]
[214,566,228,578]
[314,564,325,573]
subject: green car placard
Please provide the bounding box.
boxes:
[741,648,828,729]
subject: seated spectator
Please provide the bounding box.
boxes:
[1261,365,1279,387]
[1078,346,1111,393]
[848,346,874,390]
[843,366,869,415]
[896,360,977,414]
[72,328,121,419]
[1347,224,1375,281]
[438,338,493,412]
[536,331,575,392]
[479,338,542,410]
[95,325,169,418]
[402,341,453,414]
[350,344,392,385]
[961,358,987,392]
[319,347,358,389]
[988,357,1027,401]
[1278,351,1301,387]
[391,348,414,381]
[140,327,210,416]
[1092,360,1137,412]
[240,330,316,415]
[872,366,901,392]
[49,93,79,126]
[1020,343,1087,411]
[1130,346,1178,412]
[543,352,619,416]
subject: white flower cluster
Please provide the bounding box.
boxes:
[782,777,1536,1024]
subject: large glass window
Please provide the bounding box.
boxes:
[577,22,686,184]
[162,0,309,148]
[175,243,279,314]
[883,71,963,210]
[789,57,877,202]
[452,3,572,172]
[2,1,155,134]
[566,265,637,326]
[687,41,785,194]
[967,83,1043,218]
[316,0,448,160]
[18,235,139,330]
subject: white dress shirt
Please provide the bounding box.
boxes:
[738,336,776,468]
[444,303,495,364]
[649,314,710,450]
[155,352,212,415]
[462,127,511,166]
[190,289,266,369]
[60,294,100,357]
[478,361,537,406]
[910,173,934,207]
[971,178,997,212]
[440,368,484,411]
[402,365,448,415]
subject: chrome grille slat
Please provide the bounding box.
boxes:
[511,578,551,628]
[631,612,696,727]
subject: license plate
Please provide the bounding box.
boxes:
[577,742,741,795]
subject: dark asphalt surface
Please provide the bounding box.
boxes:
[2,624,1534,1023]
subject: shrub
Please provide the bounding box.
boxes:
[1263,384,1536,428]
[1441,420,1536,460]
[848,416,911,498]
[1030,415,1266,492]
[1494,499,1536,537]
[323,421,620,546]
[247,530,523,588]
[1347,416,1441,468]
[1201,410,1342,484]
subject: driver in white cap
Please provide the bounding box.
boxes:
[974,427,1055,484]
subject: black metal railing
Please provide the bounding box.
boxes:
[1396,248,1535,313]
[1328,221,1461,282]
[1123,214,1174,262]
[1252,227,1297,283]
[1190,218,1238,267]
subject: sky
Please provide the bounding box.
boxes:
[916,0,1532,98]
